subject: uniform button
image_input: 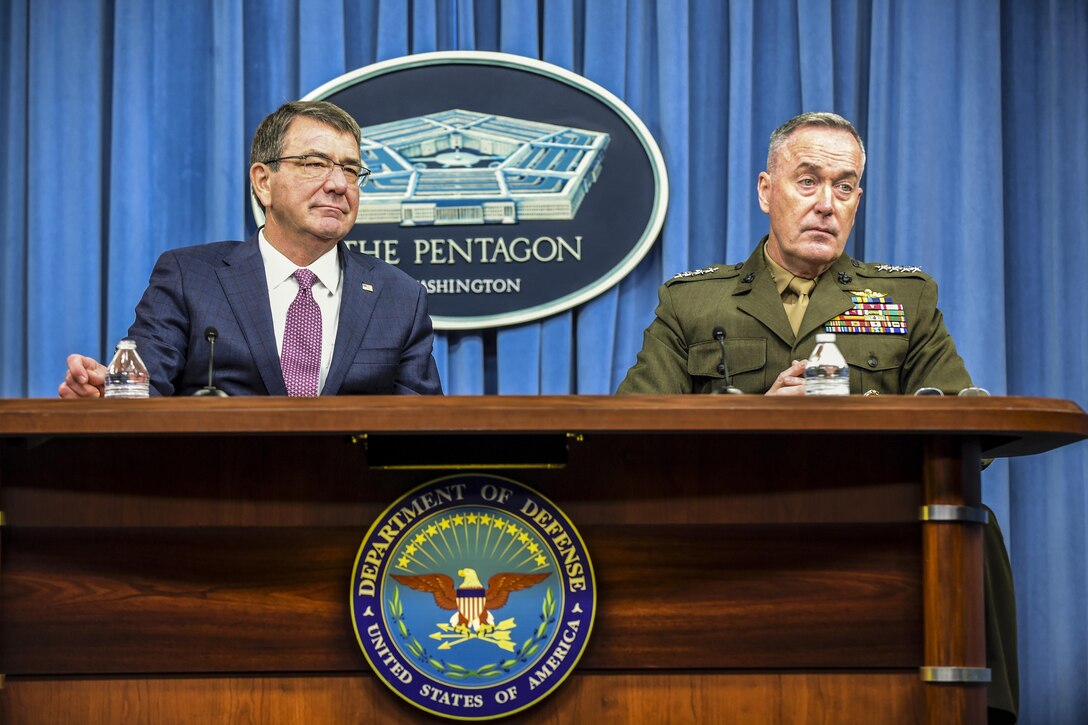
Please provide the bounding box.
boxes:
[734,262,744,270]
[867,355,878,368]
[852,258,861,268]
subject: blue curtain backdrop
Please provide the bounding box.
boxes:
[2,0,1086,719]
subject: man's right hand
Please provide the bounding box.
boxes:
[59,354,107,398]
[766,359,808,396]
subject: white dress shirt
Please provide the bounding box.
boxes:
[259,231,343,394]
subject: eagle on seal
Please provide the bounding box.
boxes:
[392,568,551,633]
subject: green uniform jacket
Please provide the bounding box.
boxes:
[617,239,972,396]
[617,239,1018,722]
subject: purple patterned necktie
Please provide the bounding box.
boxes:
[281,269,322,397]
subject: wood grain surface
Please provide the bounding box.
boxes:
[0,395,1084,458]
[1,523,920,675]
[2,672,926,724]
[2,396,1082,723]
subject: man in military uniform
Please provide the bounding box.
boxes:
[618,251,970,396]
[618,112,1017,723]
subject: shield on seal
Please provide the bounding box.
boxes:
[456,586,486,625]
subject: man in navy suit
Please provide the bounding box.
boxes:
[59,100,441,397]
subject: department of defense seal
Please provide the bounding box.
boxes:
[351,474,596,720]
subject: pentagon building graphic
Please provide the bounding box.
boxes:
[356,109,609,226]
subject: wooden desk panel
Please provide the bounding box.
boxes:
[1,396,1084,723]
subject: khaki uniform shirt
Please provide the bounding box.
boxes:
[618,238,972,396]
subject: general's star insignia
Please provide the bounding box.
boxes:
[672,266,719,278]
[874,264,923,273]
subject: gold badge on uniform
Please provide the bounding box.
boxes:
[825,290,909,335]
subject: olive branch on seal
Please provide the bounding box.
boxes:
[388,585,557,679]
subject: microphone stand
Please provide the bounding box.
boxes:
[712,326,743,395]
[193,326,229,397]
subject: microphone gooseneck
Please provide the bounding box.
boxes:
[712,326,743,395]
[192,326,229,397]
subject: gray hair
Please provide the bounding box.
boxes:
[250,100,361,168]
[767,112,866,173]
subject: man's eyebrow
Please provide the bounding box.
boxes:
[300,149,364,165]
[795,161,858,180]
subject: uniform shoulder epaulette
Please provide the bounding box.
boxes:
[665,265,734,285]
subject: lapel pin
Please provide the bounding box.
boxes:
[361,283,374,293]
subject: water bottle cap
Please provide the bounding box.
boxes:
[815,332,836,343]
[117,338,138,349]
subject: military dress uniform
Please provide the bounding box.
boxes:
[618,238,1018,723]
[618,239,971,396]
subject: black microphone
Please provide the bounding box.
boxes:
[712,326,742,395]
[192,326,229,397]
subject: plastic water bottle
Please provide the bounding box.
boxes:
[804,333,850,396]
[104,338,150,398]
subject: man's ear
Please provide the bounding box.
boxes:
[756,171,772,214]
[250,163,272,209]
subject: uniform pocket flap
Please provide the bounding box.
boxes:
[840,337,908,372]
[688,337,766,378]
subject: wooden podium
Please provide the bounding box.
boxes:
[1,396,1085,723]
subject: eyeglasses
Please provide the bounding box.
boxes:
[264,153,371,187]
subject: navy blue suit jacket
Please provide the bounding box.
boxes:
[128,233,442,396]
